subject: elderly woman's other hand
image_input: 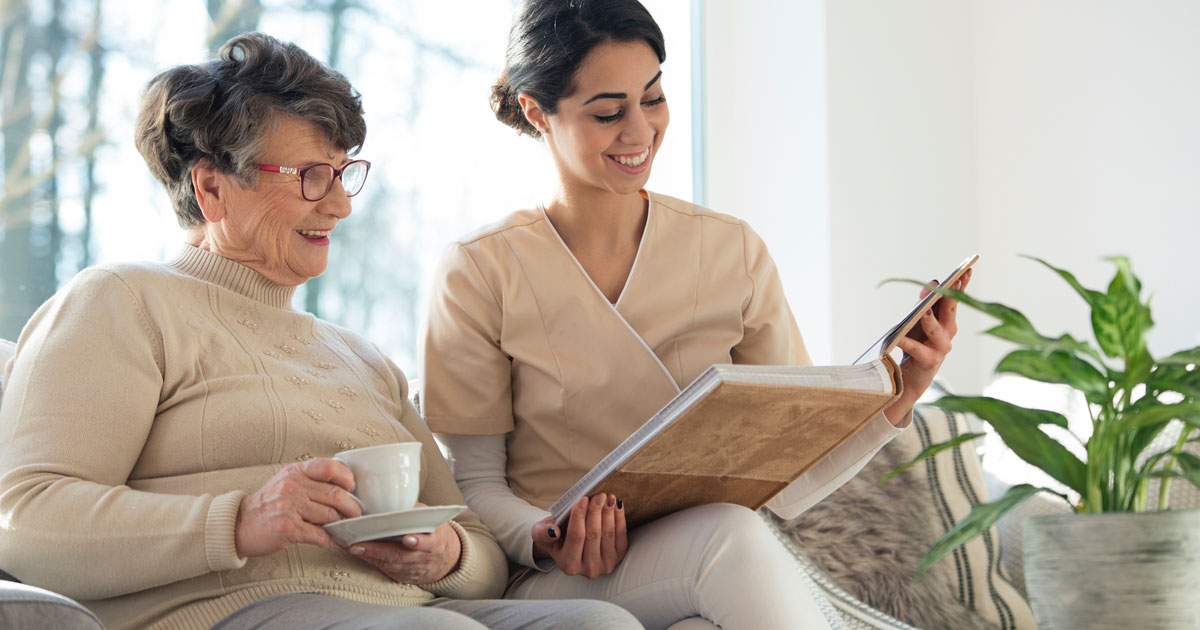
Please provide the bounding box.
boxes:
[234,458,363,557]
[345,504,463,584]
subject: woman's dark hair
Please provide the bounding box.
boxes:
[492,0,665,138]
[134,32,366,228]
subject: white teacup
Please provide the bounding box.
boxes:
[334,442,422,515]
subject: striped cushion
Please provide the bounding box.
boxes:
[908,405,1034,629]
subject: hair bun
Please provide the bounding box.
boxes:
[490,76,540,137]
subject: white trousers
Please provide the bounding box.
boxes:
[505,504,832,630]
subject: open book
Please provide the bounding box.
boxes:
[550,255,978,528]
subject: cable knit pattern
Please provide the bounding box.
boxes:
[0,246,507,630]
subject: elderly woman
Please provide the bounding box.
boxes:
[0,33,640,630]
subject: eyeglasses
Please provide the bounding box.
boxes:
[255,159,371,202]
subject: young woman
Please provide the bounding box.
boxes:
[421,2,969,628]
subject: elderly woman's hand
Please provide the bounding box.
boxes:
[345,504,462,584]
[886,269,973,426]
[234,458,363,558]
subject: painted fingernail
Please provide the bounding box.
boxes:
[403,536,419,547]
[617,499,623,510]
[607,495,616,508]
[350,546,365,556]
[547,527,558,539]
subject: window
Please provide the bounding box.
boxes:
[0,0,693,374]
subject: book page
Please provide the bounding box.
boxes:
[712,361,892,392]
[852,254,978,366]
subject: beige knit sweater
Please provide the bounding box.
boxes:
[0,246,508,629]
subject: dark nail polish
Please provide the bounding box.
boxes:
[547,527,557,539]
[616,499,623,510]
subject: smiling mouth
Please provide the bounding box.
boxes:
[297,228,333,239]
[607,147,650,168]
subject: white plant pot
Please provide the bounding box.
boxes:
[1023,509,1200,630]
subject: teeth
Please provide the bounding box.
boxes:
[611,148,649,167]
[297,229,332,237]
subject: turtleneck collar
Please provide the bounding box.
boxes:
[169,245,299,310]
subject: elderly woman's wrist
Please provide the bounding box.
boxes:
[207,491,250,571]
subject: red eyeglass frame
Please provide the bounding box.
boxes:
[254,159,371,201]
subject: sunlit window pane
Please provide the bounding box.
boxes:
[0,0,693,375]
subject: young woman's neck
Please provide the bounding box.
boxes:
[543,184,647,255]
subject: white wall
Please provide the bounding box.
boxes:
[701,0,833,363]
[971,1,1200,383]
[702,0,1200,394]
[824,0,980,390]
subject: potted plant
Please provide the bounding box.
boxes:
[890,256,1200,629]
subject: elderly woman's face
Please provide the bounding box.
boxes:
[201,116,354,285]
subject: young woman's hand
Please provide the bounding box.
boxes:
[886,268,973,426]
[345,503,463,584]
[531,493,627,578]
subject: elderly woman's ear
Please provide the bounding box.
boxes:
[190,159,227,224]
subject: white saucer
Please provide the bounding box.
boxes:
[324,505,467,546]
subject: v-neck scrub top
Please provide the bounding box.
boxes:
[422,192,900,515]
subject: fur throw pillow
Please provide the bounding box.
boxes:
[769,407,1028,630]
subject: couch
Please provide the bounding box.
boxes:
[0,337,1036,629]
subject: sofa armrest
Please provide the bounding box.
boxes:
[0,580,104,629]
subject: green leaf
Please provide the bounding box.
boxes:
[1124,347,1154,390]
[1105,256,1142,296]
[1129,422,1174,463]
[984,323,1105,365]
[1160,346,1200,366]
[1177,452,1200,492]
[933,396,1087,495]
[934,395,1069,428]
[1137,456,1200,494]
[881,281,1028,329]
[1090,260,1153,361]
[995,349,1110,404]
[881,432,987,483]
[1025,255,1105,308]
[1112,402,1200,434]
[916,485,1055,580]
[1148,364,1200,399]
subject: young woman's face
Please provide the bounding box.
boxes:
[541,40,669,196]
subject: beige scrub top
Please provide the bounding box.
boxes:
[422,192,813,511]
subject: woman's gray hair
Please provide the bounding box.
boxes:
[134,32,366,228]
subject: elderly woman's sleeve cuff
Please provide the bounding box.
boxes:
[421,520,506,599]
[206,491,249,572]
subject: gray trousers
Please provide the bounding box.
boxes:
[212,593,643,630]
